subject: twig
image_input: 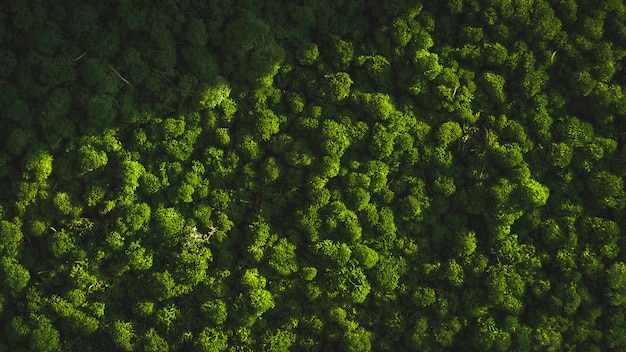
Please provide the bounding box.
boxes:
[73,50,87,61]
[452,86,458,98]
[108,64,132,86]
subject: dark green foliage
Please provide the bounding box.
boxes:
[0,1,625,351]
[587,171,625,210]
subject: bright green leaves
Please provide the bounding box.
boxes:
[23,149,53,182]
[352,244,379,269]
[78,144,108,175]
[321,120,350,156]
[201,299,228,326]
[357,55,391,87]
[372,255,406,291]
[317,72,353,102]
[549,142,574,168]
[247,287,275,324]
[162,118,186,139]
[285,139,314,167]
[328,37,354,70]
[173,246,211,286]
[126,241,153,271]
[455,231,477,257]
[413,50,443,80]
[491,142,524,168]
[254,108,282,141]
[486,264,525,314]
[195,327,229,352]
[268,238,298,275]
[480,72,506,103]
[518,178,550,207]
[315,240,351,267]
[260,157,281,183]
[296,42,319,66]
[555,115,594,148]
[1,256,30,293]
[412,287,436,307]
[356,92,396,121]
[437,121,463,147]
[200,76,231,109]
[0,220,23,256]
[483,42,508,66]
[323,201,363,242]
[111,321,137,351]
[571,70,597,96]
[444,259,464,287]
[341,326,373,352]
[521,70,549,98]
[152,207,185,247]
[53,192,82,217]
[247,216,273,262]
[368,123,395,159]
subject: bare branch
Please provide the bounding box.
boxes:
[73,50,88,61]
[108,64,132,86]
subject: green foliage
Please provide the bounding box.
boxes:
[317,72,353,102]
[112,321,136,351]
[606,262,626,306]
[588,171,625,210]
[153,207,185,247]
[78,144,108,174]
[23,149,53,182]
[296,42,319,66]
[1,256,30,293]
[29,316,61,352]
[201,299,228,325]
[0,2,625,351]
[195,327,228,352]
[437,121,463,147]
[480,72,506,103]
[200,76,231,109]
[491,142,524,168]
[268,238,299,275]
[0,220,23,256]
[87,94,117,125]
[143,328,169,352]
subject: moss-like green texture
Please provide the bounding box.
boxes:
[2,0,626,351]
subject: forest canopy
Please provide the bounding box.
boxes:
[1,0,626,351]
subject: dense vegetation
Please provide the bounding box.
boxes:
[2,0,626,350]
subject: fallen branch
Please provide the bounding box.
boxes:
[73,50,87,61]
[108,64,132,86]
